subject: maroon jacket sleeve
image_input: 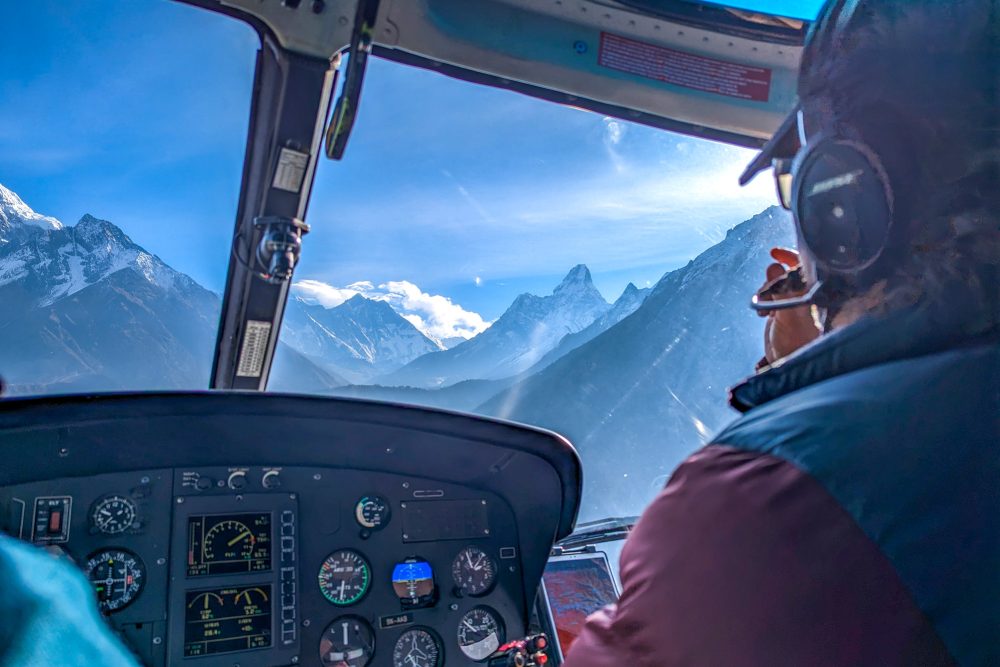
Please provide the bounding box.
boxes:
[561,445,951,667]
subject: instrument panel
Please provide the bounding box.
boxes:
[3,466,526,667]
[0,393,582,667]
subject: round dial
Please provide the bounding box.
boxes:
[83,549,145,613]
[451,546,497,596]
[392,627,442,667]
[203,519,256,562]
[318,549,371,606]
[355,495,390,530]
[91,495,137,535]
[320,615,375,667]
[457,607,505,662]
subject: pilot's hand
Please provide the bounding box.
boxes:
[755,248,820,369]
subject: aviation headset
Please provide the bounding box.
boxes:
[791,115,896,277]
[755,0,908,314]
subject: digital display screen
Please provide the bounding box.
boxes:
[184,585,272,657]
[542,554,619,656]
[187,513,271,577]
[392,559,435,604]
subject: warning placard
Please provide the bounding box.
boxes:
[236,320,272,378]
[272,148,309,193]
[598,32,772,102]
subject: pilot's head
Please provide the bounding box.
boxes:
[742,0,998,329]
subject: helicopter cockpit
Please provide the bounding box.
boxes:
[0,1,826,665]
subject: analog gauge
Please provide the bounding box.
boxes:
[84,549,145,613]
[320,615,375,667]
[203,519,256,563]
[451,546,497,596]
[90,495,137,535]
[392,627,442,667]
[355,495,390,531]
[318,549,371,606]
[457,606,505,662]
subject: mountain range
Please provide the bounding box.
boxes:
[334,207,795,519]
[0,181,795,520]
[380,265,620,388]
[0,183,342,394]
[479,207,794,518]
[278,294,443,384]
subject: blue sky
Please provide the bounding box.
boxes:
[1,0,789,338]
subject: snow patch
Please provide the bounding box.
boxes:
[0,183,63,231]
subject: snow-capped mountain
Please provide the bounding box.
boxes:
[478,207,795,520]
[526,281,651,374]
[381,264,611,388]
[278,294,443,384]
[0,183,343,394]
[0,184,196,308]
[0,183,62,233]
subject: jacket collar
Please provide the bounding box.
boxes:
[729,288,999,413]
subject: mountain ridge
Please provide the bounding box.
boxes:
[379,264,611,388]
[0,183,343,395]
[477,206,795,519]
[279,293,443,384]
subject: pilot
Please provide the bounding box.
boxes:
[563,1,998,666]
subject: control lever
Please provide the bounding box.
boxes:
[487,633,551,667]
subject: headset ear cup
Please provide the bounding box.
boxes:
[790,138,894,275]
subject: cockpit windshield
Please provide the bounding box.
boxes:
[0,1,254,392]
[2,0,793,521]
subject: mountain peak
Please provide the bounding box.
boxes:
[553,264,594,294]
[621,282,639,297]
[343,293,397,313]
[0,182,63,232]
[344,293,370,305]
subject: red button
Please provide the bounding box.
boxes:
[48,511,61,533]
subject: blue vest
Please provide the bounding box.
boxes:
[718,300,1000,666]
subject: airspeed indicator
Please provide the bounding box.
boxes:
[319,549,371,606]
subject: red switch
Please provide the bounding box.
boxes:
[48,510,62,534]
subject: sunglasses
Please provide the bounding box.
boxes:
[772,157,794,210]
[772,108,814,210]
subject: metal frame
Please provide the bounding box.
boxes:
[210,34,337,389]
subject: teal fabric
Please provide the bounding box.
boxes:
[717,300,1000,666]
[690,0,826,20]
[0,534,141,667]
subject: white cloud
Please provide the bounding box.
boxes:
[602,116,628,173]
[378,280,491,341]
[603,117,626,145]
[291,280,365,308]
[291,279,490,342]
[474,276,482,287]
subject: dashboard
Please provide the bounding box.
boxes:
[0,392,581,667]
